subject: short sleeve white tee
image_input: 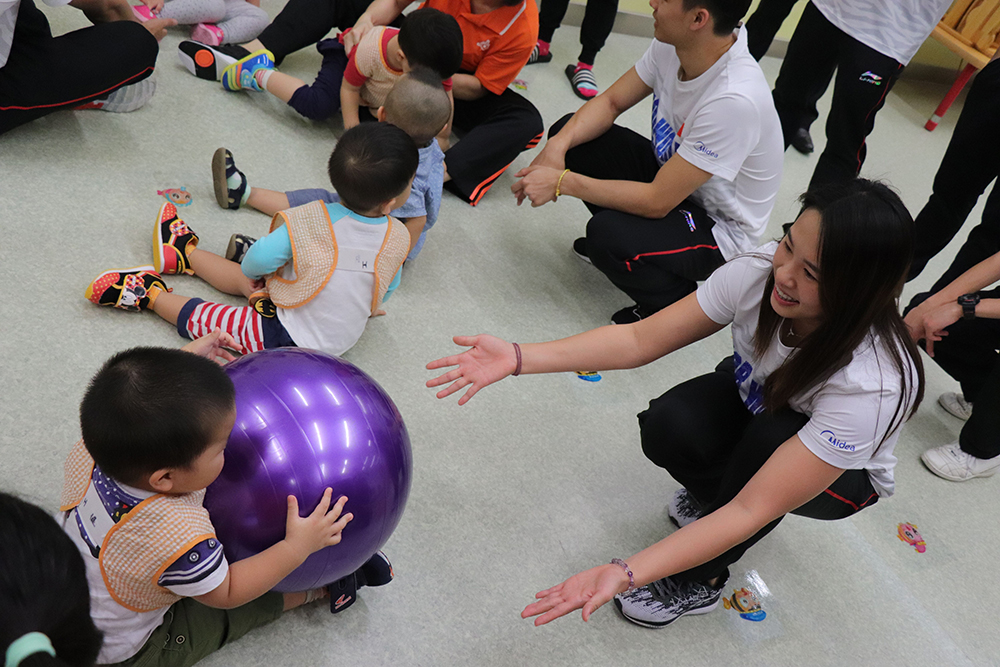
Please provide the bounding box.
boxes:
[59,467,229,664]
[634,26,784,260]
[695,243,919,497]
[812,0,952,65]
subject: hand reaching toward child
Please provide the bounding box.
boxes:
[284,490,353,560]
[426,335,519,405]
[521,564,631,626]
[141,0,165,14]
[181,329,243,365]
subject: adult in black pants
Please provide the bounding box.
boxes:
[0,0,167,136]
[428,180,923,628]
[908,56,1000,282]
[513,0,783,324]
[527,0,618,99]
[769,1,911,189]
[743,0,798,60]
[905,253,1000,482]
[188,0,543,206]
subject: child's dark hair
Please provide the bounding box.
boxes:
[79,347,235,485]
[398,8,464,79]
[0,493,103,666]
[681,0,750,35]
[384,67,452,146]
[328,123,419,213]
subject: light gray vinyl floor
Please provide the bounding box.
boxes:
[1,6,997,666]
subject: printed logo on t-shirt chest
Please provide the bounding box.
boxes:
[650,95,682,164]
[477,39,491,51]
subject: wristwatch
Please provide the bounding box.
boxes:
[958,293,980,320]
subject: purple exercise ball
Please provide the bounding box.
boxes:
[204,348,412,593]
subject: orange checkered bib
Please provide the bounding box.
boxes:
[60,439,217,613]
[264,200,410,315]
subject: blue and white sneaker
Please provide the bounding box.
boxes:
[221,49,274,92]
[614,575,722,628]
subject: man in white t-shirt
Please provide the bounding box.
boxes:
[511,0,782,324]
[770,0,952,187]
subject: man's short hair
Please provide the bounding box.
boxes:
[384,68,452,146]
[398,8,464,79]
[682,0,750,35]
[328,123,419,212]
[80,347,236,485]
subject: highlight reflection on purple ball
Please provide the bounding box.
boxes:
[204,348,412,592]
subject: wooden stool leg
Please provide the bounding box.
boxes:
[926,63,978,131]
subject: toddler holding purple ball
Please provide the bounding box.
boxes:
[56,331,390,666]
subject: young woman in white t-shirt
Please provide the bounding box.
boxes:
[427,178,924,628]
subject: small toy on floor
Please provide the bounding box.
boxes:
[158,187,193,206]
[897,522,927,553]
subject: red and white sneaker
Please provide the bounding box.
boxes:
[85,267,168,312]
[153,202,199,275]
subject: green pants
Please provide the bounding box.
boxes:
[112,593,284,667]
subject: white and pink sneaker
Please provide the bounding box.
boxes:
[131,5,156,21]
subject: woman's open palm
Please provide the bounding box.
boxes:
[426,335,517,405]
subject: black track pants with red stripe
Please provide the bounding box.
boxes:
[553,114,725,311]
[638,357,879,585]
[444,86,544,206]
[0,0,158,136]
[770,1,903,189]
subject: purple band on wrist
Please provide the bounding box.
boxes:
[611,558,635,592]
[512,342,522,377]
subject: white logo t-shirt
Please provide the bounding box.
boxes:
[634,27,784,260]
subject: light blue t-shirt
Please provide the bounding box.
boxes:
[242,202,401,299]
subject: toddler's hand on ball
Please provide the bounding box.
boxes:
[285,489,354,559]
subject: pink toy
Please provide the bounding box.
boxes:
[897,522,927,553]
[157,187,193,207]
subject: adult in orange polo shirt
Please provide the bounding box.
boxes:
[364,0,544,205]
[214,0,543,205]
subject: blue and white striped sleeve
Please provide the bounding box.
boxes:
[158,537,229,597]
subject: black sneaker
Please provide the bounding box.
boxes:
[667,488,703,528]
[178,41,251,81]
[213,147,248,210]
[357,551,394,587]
[614,575,723,628]
[790,127,814,154]
[572,237,591,263]
[611,304,655,325]
[328,551,394,614]
[225,233,257,263]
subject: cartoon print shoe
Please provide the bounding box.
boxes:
[85,267,168,312]
[212,147,248,209]
[221,49,275,92]
[153,202,199,275]
[178,41,250,81]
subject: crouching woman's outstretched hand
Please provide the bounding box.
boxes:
[426,335,519,405]
[521,564,630,626]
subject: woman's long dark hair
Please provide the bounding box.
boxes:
[753,179,924,442]
[0,492,103,667]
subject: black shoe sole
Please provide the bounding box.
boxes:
[178,41,248,81]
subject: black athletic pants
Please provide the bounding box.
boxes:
[771,1,903,189]
[0,0,158,136]
[905,290,1000,460]
[744,0,800,61]
[638,358,879,583]
[552,114,725,311]
[256,0,543,205]
[538,0,618,65]
[908,59,1000,281]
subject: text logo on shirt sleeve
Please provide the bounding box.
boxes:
[694,141,719,158]
[821,430,854,451]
